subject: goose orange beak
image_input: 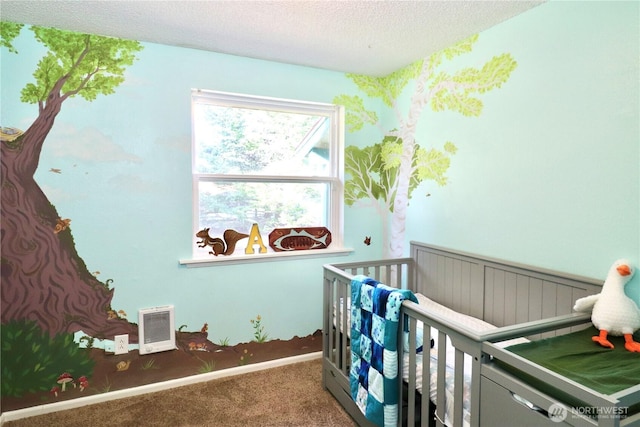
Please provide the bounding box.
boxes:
[617,264,631,276]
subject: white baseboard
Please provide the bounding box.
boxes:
[1,351,321,425]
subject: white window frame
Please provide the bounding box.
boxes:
[180,89,350,266]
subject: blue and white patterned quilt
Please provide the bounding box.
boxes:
[349,275,419,427]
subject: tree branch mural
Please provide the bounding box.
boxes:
[1,23,143,339]
[335,35,517,257]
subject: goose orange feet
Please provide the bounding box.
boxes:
[592,330,615,349]
[624,334,640,352]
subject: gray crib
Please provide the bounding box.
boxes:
[322,241,639,426]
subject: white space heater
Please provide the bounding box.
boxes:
[138,305,176,355]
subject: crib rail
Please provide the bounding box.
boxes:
[401,300,489,427]
[323,257,413,377]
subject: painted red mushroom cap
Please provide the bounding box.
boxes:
[78,376,89,391]
[57,372,74,391]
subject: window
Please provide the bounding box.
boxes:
[189,89,345,261]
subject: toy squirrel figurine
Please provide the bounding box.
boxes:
[196,228,249,256]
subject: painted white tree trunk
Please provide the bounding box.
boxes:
[387,61,433,258]
[387,135,414,258]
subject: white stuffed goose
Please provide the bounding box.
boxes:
[573,259,640,352]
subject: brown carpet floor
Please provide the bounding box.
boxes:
[4,358,357,427]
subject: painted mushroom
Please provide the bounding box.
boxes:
[77,376,89,391]
[57,372,74,392]
[50,386,60,397]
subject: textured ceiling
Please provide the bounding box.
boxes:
[0,0,544,76]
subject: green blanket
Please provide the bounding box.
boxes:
[506,326,640,395]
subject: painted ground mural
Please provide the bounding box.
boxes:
[0,24,321,411]
[336,34,516,258]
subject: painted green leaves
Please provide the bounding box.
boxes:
[344,60,423,108]
[18,26,143,104]
[333,94,378,132]
[430,53,517,116]
[0,21,24,53]
[345,137,456,212]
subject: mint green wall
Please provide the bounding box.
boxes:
[1,30,383,345]
[406,1,640,299]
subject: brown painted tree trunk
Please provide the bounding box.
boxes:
[1,90,137,341]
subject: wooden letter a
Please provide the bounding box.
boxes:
[245,223,268,254]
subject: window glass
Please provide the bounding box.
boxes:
[198,181,329,238]
[194,105,331,176]
[191,90,343,259]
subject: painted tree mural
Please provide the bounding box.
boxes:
[335,35,516,257]
[1,23,143,339]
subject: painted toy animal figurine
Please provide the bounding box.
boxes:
[573,259,640,352]
[196,228,249,256]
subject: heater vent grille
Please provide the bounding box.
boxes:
[138,305,176,355]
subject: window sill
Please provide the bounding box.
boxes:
[179,247,354,267]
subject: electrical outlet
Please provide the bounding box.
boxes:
[114,334,128,355]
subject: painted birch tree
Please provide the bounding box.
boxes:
[335,35,517,258]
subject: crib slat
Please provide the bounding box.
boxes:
[328,279,336,366]
[436,330,447,427]
[333,281,339,367]
[421,324,431,427]
[556,285,573,336]
[453,348,465,427]
[493,268,506,325]
[340,281,349,373]
[504,271,518,325]
[528,278,543,340]
[541,281,558,338]
[324,276,333,369]
[407,317,418,427]
[334,282,340,366]
[516,274,530,324]
[469,351,483,427]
